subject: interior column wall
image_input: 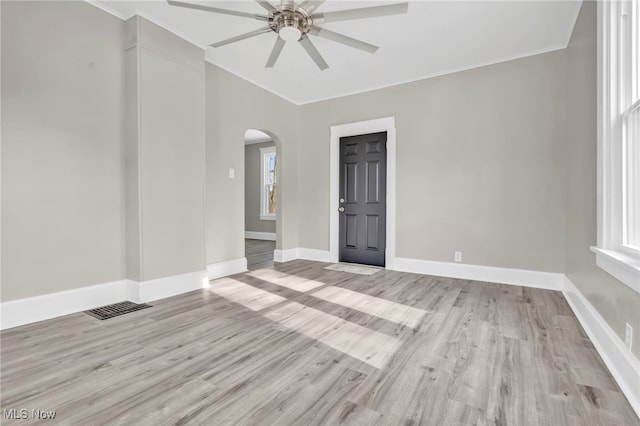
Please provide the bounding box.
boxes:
[124,17,206,282]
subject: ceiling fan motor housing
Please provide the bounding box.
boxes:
[270,7,312,41]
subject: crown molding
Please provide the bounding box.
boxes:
[84,1,206,51]
[135,9,206,51]
[299,44,568,105]
[84,0,129,20]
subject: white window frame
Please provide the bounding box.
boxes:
[259,146,276,221]
[592,0,640,293]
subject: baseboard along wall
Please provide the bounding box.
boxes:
[244,231,276,241]
[207,258,248,280]
[394,257,564,290]
[563,277,640,418]
[0,271,208,330]
[0,280,129,330]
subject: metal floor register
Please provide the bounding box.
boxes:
[85,301,152,320]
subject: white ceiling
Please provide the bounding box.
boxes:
[95,0,582,104]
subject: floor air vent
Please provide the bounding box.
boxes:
[85,301,152,320]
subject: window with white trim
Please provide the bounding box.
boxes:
[593,0,640,291]
[259,146,276,221]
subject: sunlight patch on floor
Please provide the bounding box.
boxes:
[247,269,326,292]
[209,278,286,311]
[312,286,427,329]
[264,302,402,369]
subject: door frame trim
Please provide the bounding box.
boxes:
[329,117,396,269]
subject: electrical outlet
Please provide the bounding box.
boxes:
[625,323,633,350]
[454,251,462,262]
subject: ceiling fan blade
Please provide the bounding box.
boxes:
[210,27,272,48]
[265,37,286,67]
[255,0,277,13]
[167,0,269,21]
[299,35,328,70]
[309,26,378,53]
[312,3,408,24]
[298,0,325,14]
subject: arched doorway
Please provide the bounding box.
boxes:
[244,129,279,270]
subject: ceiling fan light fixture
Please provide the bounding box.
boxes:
[167,0,410,70]
[278,26,301,42]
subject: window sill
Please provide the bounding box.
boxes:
[590,246,640,293]
[260,215,276,221]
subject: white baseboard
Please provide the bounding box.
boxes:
[0,270,210,330]
[245,231,276,241]
[274,248,299,263]
[207,257,247,280]
[298,248,332,262]
[125,280,140,303]
[563,277,640,418]
[394,257,564,290]
[274,248,331,263]
[134,271,209,303]
[0,279,129,330]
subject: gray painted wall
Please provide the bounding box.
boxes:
[205,64,299,264]
[245,142,276,235]
[298,50,567,273]
[1,1,125,301]
[565,1,640,358]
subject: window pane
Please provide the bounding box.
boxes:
[266,153,275,185]
[623,106,640,249]
[268,184,277,214]
[261,149,277,217]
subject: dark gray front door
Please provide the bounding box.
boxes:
[339,132,387,267]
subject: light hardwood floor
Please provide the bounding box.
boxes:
[1,260,638,425]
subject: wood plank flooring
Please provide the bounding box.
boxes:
[1,260,638,425]
[246,239,275,270]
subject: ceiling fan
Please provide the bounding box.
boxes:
[167,0,409,70]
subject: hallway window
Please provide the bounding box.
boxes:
[260,146,276,220]
[593,0,640,292]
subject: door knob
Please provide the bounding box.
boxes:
[339,198,345,203]
[338,207,345,212]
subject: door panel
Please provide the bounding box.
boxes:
[366,215,379,249]
[344,162,358,203]
[366,140,382,154]
[366,160,380,203]
[339,132,387,266]
[345,214,358,248]
[344,142,359,156]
